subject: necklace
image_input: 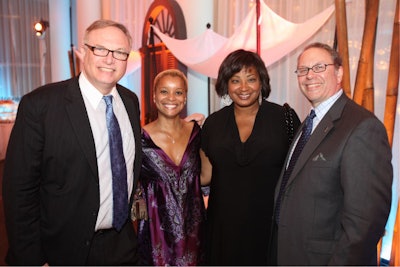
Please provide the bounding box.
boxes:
[165,133,176,144]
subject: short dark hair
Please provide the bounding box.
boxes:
[299,42,342,68]
[215,49,271,98]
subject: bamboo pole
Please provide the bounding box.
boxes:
[335,0,352,98]
[386,0,399,264]
[362,29,376,113]
[383,0,399,148]
[353,0,379,106]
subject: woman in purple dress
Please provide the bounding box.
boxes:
[137,69,206,266]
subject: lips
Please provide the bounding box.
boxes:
[98,66,115,72]
[163,103,178,109]
[304,83,322,90]
[237,93,251,100]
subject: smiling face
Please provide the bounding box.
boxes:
[228,66,261,108]
[81,26,130,94]
[153,74,187,118]
[297,47,343,108]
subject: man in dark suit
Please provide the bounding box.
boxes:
[3,19,142,265]
[272,42,393,265]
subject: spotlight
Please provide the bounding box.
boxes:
[34,20,49,37]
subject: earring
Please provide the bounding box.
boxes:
[221,94,233,106]
[259,93,263,105]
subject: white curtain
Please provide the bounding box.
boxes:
[0,0,51,99]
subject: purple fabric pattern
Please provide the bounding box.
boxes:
[138,123,206,266]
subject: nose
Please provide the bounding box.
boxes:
[306,71,315,79]
[104,52,114,63]
[167,92,176,100]
[240,81,250,90]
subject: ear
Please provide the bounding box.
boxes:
[79,45,86,57]
[336,66,344,85]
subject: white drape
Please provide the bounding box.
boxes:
[151,1,335,79]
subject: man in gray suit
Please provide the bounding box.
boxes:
[3,20,142,265]
[271,42,393,265]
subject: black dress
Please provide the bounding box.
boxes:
[201,100,300,265]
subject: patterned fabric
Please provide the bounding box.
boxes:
[103,95,128,231]
[138,123,206,266]
[275,109,316,223]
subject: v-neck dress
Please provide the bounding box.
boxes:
[137,123,206,266]
[201,101,299,265]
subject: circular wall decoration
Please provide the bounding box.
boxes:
[141,0,186,46]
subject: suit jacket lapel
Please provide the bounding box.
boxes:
[285,93,349,188]
[65,77,99,180]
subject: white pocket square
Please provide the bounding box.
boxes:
[312,152,326,161]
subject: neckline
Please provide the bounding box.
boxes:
[142,123,197,167]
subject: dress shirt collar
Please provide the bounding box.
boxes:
[79,73,118,109]
[313,89,343,122]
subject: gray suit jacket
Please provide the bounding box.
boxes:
[3,76,142,265]
[274,93,392,265]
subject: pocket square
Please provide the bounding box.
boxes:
[312,152,326,161]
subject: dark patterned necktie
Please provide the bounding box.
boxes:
[275,109,316,224]
[103,95,128,231]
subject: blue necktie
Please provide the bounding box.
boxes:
[275,109,316,224]
[103,95,128,231]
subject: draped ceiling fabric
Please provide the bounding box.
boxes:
[151,1,335,78]
[74,1,335,78]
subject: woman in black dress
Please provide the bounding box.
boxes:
[200,49,300,265]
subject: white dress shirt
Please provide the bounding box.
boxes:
[286,89,343,168]
[79,73,135,230]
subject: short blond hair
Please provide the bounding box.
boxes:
[153,69,188,92]
[83,19,132,49]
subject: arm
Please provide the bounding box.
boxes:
[200,148,212,186]
[329,118,393,265]
[2,95,46,265]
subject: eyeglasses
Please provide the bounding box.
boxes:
[295,63,335,77]
[84,44,130,61]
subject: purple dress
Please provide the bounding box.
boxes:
[138,123,206,266]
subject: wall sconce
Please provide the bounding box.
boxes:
[34,20,49,37]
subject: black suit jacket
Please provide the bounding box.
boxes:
[2,76,142,265]
[274,93,393,265]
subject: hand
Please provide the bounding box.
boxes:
[184,113,205,127]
